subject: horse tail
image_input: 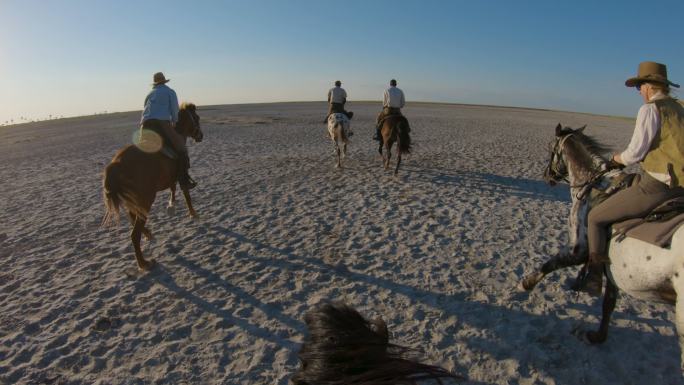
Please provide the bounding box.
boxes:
[102,159,148,226]
[398,118,412,154]
[102,161,123,226]
[332,118,346,141]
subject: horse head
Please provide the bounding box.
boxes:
[178,103,203,143]
[544,123,603,186]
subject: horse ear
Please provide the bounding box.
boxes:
[370,317,389,344]
[577,125,586,133]
[555,123,562,136]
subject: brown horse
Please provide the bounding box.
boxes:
[291,302,461,385]
[102,103,203,270]
[379,115,412,175]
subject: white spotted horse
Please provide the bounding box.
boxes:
[522,124,684,370]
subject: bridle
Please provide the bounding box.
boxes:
[546,133,614,198]
[180,109,202,141]
[546,134,573,184]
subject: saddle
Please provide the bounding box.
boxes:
[613,196,684,248]
[590,173,684,248]
[378,114,410,132]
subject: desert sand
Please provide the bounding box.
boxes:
[1,102,682,384]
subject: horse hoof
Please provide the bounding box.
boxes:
[585,330,606,344]
[138,259,157,271]
[521,272,543,291]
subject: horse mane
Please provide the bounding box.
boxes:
[291,302,460,385]
[180,102,196,112]
[568,129,612,156]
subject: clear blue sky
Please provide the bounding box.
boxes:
[1,0,682,124]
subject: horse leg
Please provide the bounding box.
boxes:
[384,144,391,170]
[167,185,177,216]
[586,277,618,344]
[394,149,402,176]
[522,250,588,290]
[181,187,198,218]
[334,140,341,168]
[675,276,684,371]
[131,216,154,270]
[128,211,153,241]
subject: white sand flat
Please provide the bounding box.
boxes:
[0,102,680,385]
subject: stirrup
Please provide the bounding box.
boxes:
[575,265,603,297]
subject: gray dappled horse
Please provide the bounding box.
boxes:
[522,124,684,369]
[327,113,350,168]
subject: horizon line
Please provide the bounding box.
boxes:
[1,99,634,128]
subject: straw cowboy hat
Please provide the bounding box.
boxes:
[625,61,679,88]
[153,72,170,85]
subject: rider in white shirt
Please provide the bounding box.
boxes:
[374,79,405,141]
[324,80,353,123]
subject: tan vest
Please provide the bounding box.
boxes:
[641,97,684,187]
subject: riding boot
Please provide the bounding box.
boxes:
[373,126,381,141]
[579,260,604,297]
[178,153,197,190]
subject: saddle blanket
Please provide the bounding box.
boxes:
[612,197,684,248]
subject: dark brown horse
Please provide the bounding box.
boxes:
[102,103,203,270]
[379,115,412,175]
[291,302,461,385]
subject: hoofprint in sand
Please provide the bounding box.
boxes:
[0,102,681,384]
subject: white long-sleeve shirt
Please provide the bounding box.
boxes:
[328,87,347,104]
[383,86,405,108]
[620,92,668,182]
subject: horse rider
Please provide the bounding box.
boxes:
[324,80,353,123]
[582,61,684,295]
[140,72,196,189]
[374,79,406,142]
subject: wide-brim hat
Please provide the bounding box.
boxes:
[625,61,679,88]
[153,72,170,85]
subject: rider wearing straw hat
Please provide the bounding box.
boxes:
[582,62,684,295]
[140,72,196,189]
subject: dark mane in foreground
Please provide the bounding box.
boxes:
[292,302,461,385]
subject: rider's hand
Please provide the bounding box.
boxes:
[607,159,625,170]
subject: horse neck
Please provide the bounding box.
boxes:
[176,112,191,139]
[563,137,608,188]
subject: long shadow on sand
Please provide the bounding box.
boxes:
[147,262,301,351]
[403,165,569,203]
[218,229,680,385]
